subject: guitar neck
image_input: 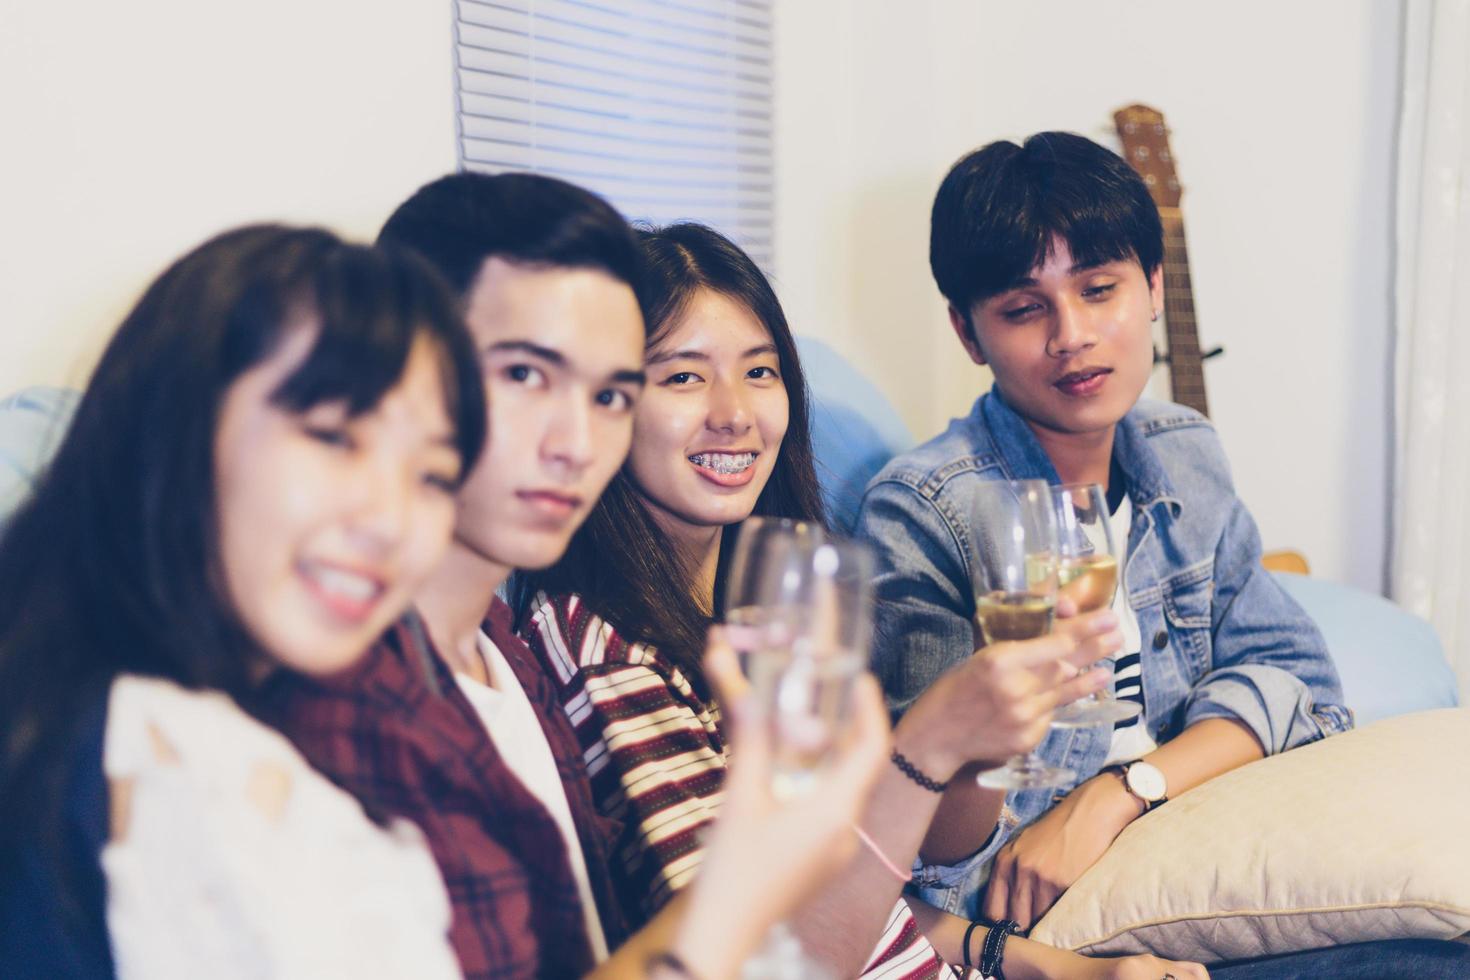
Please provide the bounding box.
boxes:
[1158,208,1209,416]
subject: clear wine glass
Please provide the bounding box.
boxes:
[1050,483,1142,726]
[722,516,824,674]
[745,536,874,800]
[726,530,867,980]
[969,480,1076,790]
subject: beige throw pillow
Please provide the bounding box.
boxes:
[1029,708,1470,962]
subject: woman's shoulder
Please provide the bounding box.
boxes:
[105,674,307,780]
[520,591,683,681]
[105,673,397,841]
[102,674,459,977]
[521,595,724,747]
[105,673,422,838]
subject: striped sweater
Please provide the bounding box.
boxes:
[523,591,956,979]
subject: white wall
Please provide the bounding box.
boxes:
[0,0,1402,594]
[774,0,1402,594]
[0,0,456,394]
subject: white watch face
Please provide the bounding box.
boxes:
[1126,762,1167,802]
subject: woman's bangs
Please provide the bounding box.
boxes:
[268,255,417,417]
[266,246,486,478]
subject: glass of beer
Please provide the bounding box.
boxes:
[1050,483,1142,725]
[971,480,1075,790]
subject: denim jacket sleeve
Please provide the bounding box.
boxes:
[1180,488,1355,753]
[856,473,977,717]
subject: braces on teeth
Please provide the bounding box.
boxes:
[690,452,755,474]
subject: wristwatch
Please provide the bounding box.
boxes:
[1102,760,1168,813]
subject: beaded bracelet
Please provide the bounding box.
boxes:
[890,748,950,793]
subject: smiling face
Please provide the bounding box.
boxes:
[214,323,463,677]
[628,288,790,544]
[454,257,646,573]
[953,237,1161,440]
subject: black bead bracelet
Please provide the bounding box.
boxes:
[890,748,950,793]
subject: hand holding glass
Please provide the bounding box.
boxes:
[969,480,1075,790]
[1050,483,1140,726]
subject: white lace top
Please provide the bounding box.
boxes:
[101,674,461,979]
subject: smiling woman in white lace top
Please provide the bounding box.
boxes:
[0,225,487,977]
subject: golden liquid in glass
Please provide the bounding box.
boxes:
[975,591,1056,644]
[1057,554,1119,613]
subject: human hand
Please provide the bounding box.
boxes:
[1072,952,1210,980]
[895,609,1121,778]
[1005,933,1209,980]
[670,628,890,977]
[982,772,1141,929]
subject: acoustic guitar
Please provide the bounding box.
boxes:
[1113,104,1222,418]
[1115,106,1307,574]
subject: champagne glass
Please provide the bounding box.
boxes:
[1050,483,1142,726]
[744,536,873,800]
[732,534,868,980]
[722,517,825,674]
[970,480,1075,790]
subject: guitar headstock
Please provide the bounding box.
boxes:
[1113,104,1181,209]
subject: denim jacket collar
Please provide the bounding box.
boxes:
[978,384,1183,518]
[1113,409,1184,518]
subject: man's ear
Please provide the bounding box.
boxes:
[1147,264,1164,314]
[947,304,987,366]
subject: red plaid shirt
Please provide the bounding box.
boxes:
[262,599,627,980]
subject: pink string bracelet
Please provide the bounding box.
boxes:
[852,824,911,884]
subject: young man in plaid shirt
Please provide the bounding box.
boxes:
[262,172,655,978]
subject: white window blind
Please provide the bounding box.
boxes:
[454,0,774,267]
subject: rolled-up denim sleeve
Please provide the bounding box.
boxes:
[1182,498,1354,752]
[854,477,975,717]
[910,817,1010,919]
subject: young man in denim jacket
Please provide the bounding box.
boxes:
[855,132,1353,927]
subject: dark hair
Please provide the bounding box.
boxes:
[930,131,1163,332]
[514,223,825,692]
[378,171,646,304]
[0,225,486,907]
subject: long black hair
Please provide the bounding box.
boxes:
[0,224,485,892]
[515,223,824,692]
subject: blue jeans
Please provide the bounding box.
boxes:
[1212,939,1470,979]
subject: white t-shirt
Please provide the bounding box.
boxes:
[1103,497,1160,768]
[455,631,609,963]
